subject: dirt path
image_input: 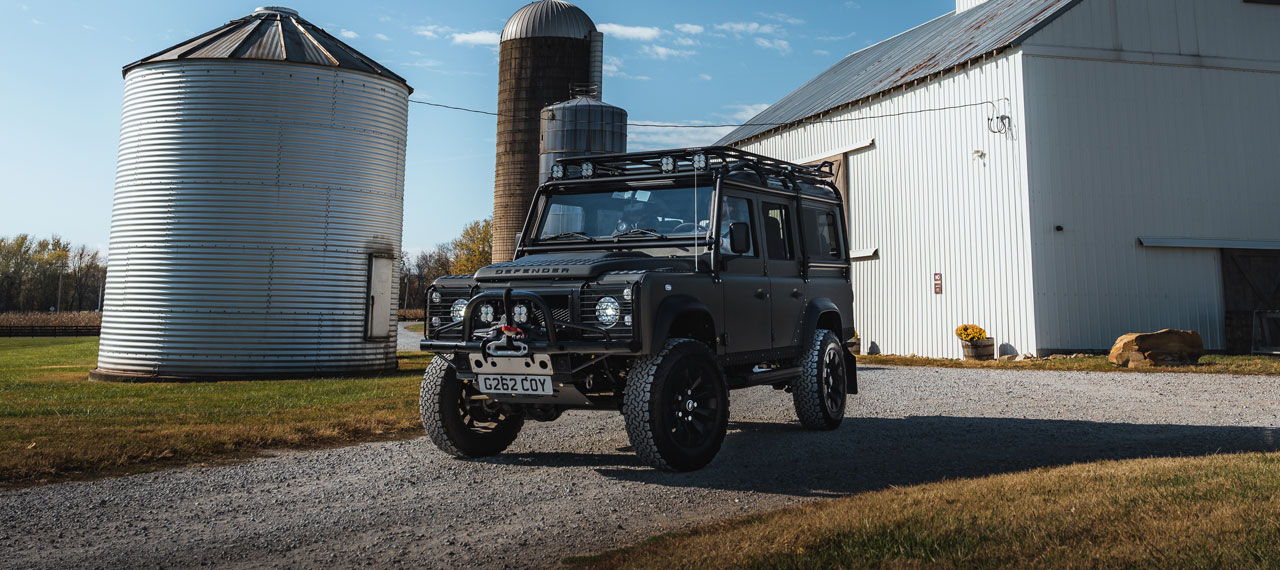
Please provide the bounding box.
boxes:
[2,366,1277,569]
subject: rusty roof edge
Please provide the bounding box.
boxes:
[722,0,1081,148]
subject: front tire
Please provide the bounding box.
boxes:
[420,356,524,457]
[623,339,729,471]
[792,329,847,430]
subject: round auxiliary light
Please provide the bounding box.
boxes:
[478,303,496,323]
[551,164,565,179]
[622,288,632,302]
[431,317,441,328]
[450,299,468,322]
[430,290,442,304]
[660,156,676,173]
[581,162,595,178]
[692,153,707,171]
[512,304,529,324]
[624,315,632,326]
[595,296,621,327]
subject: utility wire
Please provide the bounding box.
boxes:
[408,98,1009,130]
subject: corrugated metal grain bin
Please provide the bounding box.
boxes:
[92,7,412,381]
[539,96,627,182]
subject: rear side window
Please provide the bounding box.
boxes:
[802,207,843,260]
[762,203,795,260]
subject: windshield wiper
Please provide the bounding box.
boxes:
[542,232,595,242]
[612,228,666,240]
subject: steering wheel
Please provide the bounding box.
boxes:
[672,223,696,233]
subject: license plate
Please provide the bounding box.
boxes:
[476,375,553,396]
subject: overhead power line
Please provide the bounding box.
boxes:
[408,98,1009,130]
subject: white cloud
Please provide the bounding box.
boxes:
[29,17,39,24]
[340,29,359,39]
[375,33,391,41]
[628,121,733,151]
[755,38,791,54]
[714,22,777,35]
[641,44,694,60]
[413,25,453,39]
[378,16,392,23]
[81,24,95,30]
[726,103,771,123]
[602,55,650,80]
[405,59,444,68]
[598,23,662,41]
[817,31,857,41]
[698,73,712,81]
[17,2,29,9]
[759,12,805,25]
[672,37,699,47]
[451,30,500,46]
[674,23,704,35]
[813,49,830,56]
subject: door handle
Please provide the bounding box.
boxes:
[790,288,802,299]
[754,289,768,300]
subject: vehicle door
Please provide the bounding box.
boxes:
[761,199,806,350]
[717,191,773,353]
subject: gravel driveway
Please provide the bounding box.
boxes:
[3,366,1278,569]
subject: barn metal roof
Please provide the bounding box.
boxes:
[501,0,596,42]
[717,0,1079,146]
[123,6,410,90]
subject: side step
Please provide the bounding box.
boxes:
[726,366,800,390]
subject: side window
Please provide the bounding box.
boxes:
[719,197,755,257]
[762,203,794,260]
[802,206,843,260]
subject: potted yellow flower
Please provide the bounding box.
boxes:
[955,324,994,361]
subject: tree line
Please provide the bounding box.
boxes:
[0,235,107,313]
[398,219,492,311]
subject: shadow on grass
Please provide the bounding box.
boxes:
[488,417,1280,498]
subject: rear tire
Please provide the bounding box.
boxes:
[792,329,847,430]
[421,356,524,457]
[623,339,729,471]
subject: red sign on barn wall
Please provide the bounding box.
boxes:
[933,273,943,295]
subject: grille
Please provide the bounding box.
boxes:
[426,287,471,340]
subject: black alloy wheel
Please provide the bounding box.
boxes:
[793,329,847,430]
[421,357,524,457]
[623,338,729,471]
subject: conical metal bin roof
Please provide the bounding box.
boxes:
[123,6,410,91]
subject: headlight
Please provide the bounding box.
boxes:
[479,303,496,323]
[450,299,468,322]
[431,317,441,328]
[513,304,529,324]
[430,290,442,304]
[595,297,620,327]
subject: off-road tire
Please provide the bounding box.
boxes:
[622,339,729,471]
[420,356,524,457]
[792,329,847,430]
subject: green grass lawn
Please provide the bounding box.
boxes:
[571,452,1280,569]
[0,337,428,486]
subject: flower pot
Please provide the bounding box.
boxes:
[962,338,995,361]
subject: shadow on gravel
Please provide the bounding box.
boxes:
[588,417,1280,497]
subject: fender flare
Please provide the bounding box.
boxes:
[650,294,715,349]
[798,297,843,348]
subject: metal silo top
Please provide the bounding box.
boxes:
[123,6,411,91]
[501,0,596,42]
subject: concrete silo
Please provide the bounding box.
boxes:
[494,0,603,262]
[539,96,628,183]
[92,7,412,381]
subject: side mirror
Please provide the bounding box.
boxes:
[729,222,751,254]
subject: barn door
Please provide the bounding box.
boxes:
[1221,249,1280,354]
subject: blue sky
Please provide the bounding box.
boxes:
[0,0,955,253]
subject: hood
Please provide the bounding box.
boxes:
[475,251,694,281]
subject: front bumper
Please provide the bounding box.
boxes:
[419,338,638,355]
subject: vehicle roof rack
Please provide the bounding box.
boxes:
[553,146,835,186]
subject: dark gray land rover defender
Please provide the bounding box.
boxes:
[420,147,856,471]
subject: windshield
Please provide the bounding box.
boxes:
[535,186,714,242]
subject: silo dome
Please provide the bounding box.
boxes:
[93,7,412,381]
[501,0,596,41]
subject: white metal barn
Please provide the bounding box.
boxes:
[720,0,1280,358]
